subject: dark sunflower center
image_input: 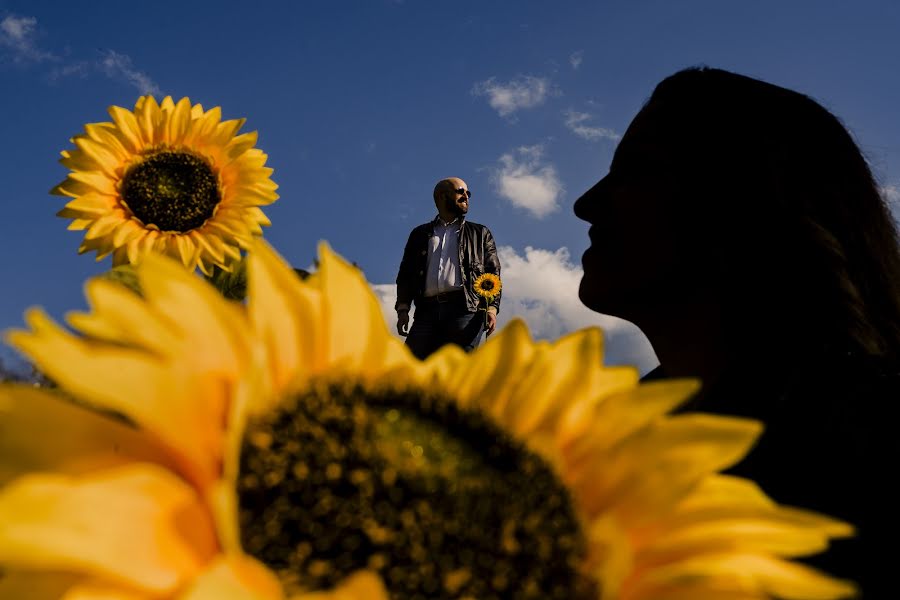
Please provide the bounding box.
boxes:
[237,384,596,599]
[480,280,495,291]
[121,151,219,232]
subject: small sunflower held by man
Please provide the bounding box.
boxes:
[473,272,501,302]
[1,242,856,599]
[53,96,278,275]
[473,272,502,330]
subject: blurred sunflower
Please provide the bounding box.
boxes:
[472,272,501,301]
[2,241,855,599]
[52,96,278,275]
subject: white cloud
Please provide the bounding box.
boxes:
[569,50,583,70]
[100,50,161,95]
[491,145,563,218]
[370,245,659,375]
[882,185,900,227]
[372,283,402,336]
[472,75,551,118]
[564,110,620,142]
[0,15,55,62]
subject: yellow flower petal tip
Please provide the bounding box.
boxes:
[179,554,284,600]
[53,96,277,273]
[294,570,389,600]
[2,243,858,600]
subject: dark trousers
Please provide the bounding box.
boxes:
[405,292,484,360]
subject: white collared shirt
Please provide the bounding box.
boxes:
[424,215,462,297]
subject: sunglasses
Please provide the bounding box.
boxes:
[455,188,472,199]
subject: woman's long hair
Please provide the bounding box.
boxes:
[647,67,900,361]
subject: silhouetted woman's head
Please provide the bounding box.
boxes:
[575,67,900,360]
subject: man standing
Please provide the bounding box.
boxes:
[395,177,501,359]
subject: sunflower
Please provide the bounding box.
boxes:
[472,272,501,302]
[2,241,856,599]
[52,96,278,275]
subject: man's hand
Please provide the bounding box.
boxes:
[397,310,410,336]
[485,310,497,336]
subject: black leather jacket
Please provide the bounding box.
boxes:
[395,217,501,313]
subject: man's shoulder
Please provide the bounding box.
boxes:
[462,220,492,233]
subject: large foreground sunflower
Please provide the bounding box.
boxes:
[2,241,855,599]
[53,96,278,275]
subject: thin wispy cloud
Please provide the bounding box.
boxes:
[569,50,583,70]
[48,60,90,81]
[564,109,620,142]
[371,245,658,374]
[0,15,55,63]
[1,15,160,95]
[100,50,161,95]
[491,145,563,218]
[472,75,551,118]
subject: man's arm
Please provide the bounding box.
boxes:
[483,227,501,335]
[395,228,420,311]
[396,227,421,335]
[483,227,501,315]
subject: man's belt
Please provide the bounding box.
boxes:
[418,289,465,304]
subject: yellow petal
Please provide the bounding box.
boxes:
[62,582,151,599]
[85,214,126,241]
[0,464,216,594]
[60,149,107,174]
[503,329,634,437]
[7,309,226,488]
[111,220,144,248]
[68,170,118,196]
[173,234,199,267]
[134,96,161,146]
[187,107,223,147]
[73,136,121,178]
[107,105,145,151]
[0,570,82,600]
[317,242,400,376]
[189,230,227,264]
[631,552,856,600]
[66,277,182,355]
[83,123,130,163]
[61,193,117,218]
[436,318,536,412]
[575,415,763,519]
[223,132,259,164]
[561,379,700,467]
[177,555,282,600]
[211,119,246,149]
[636,515,842,563]
[292,571,389,600]
[137,253,251,378]
[0,385,179,488]
[167,97,193,145]
[247,241,322,397]
[65,218,93,230]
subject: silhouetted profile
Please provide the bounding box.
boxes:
[575,67,900,595]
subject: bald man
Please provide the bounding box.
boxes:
[395,177,501,359]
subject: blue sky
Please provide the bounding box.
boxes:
[2,0,900,374]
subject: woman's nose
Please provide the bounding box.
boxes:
[573,175,610,221]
